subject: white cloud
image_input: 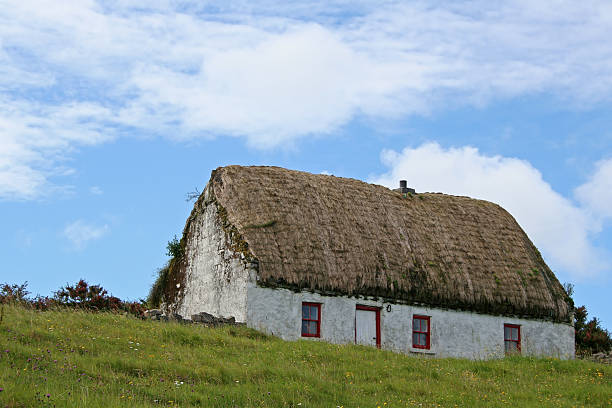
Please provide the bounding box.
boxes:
[575,158,612,221]
[0,98,115,200]
[1,1,612,198]
[89,186,104,195]
[124,24,391,147]
[371,143,609,279]
[62,219,109,250]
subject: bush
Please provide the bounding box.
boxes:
[575,305,612,355]
[29,295,55,311]
[166,235,184,259]
[54,279,123,310]
[0,282,30,304]
[147,263,170,308]
[147,234,186,309]
[0,281,145,318]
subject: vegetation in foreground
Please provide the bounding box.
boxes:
[0,305,610,407]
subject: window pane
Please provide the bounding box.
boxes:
[302,305,309,320]
[310,305,318,320]
[309,321,317,335]
[413,333,419,346]
[504,326,510,339]
[420,334,427,346]
[512,328,519,341]
[505,340,517,352]
[302,321,308,335]
[413,319,420,332]
[421,319,428,332]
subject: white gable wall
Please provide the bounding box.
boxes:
[176,197,256,322]
[246,286,574,359]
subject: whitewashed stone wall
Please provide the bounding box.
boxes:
[177,189,574,359]
[176,190,256,323]
[247,286,574,359]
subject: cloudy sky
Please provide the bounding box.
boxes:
[1,1,611,327]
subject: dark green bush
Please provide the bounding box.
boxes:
[575,305,612,355]
[147,263,170,308]
[166,235,184,258]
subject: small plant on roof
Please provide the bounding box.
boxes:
[166,235,184,259]
[185,187,201,202]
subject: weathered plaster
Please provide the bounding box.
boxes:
[176,188,574,359]
[246,286,574,359]
[176,190,255,322]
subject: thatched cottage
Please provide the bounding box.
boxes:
[165,165,574,359]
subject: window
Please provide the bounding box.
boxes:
[412,315,430,349]
[301,302,321,337]
[504,324,521,354]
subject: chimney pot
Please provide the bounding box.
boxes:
[396,180,416,195]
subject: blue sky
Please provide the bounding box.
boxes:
[1,1,611,327]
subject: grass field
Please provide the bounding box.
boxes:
[0,305,610,407]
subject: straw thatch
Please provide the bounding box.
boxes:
[188,165,572,323]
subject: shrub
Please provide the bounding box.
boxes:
[0,282,30,304]
[147,234,186,309]
[29,295,55,311]
[166,235,184,259]
[147,263,170,308]
[575,305,612,355]
[0,281,145,318]
[54,279,122,310]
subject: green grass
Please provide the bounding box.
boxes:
[0,305,610,407]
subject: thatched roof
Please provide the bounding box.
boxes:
[192,165,571,322]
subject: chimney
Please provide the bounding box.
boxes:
[397,180,416,195]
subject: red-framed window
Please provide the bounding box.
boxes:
[504,324,521,354]
[301,302,321,337]
[412,315,430,349]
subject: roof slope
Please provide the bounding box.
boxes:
[199,165,571,322]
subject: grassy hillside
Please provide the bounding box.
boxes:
[0,305,609,407]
